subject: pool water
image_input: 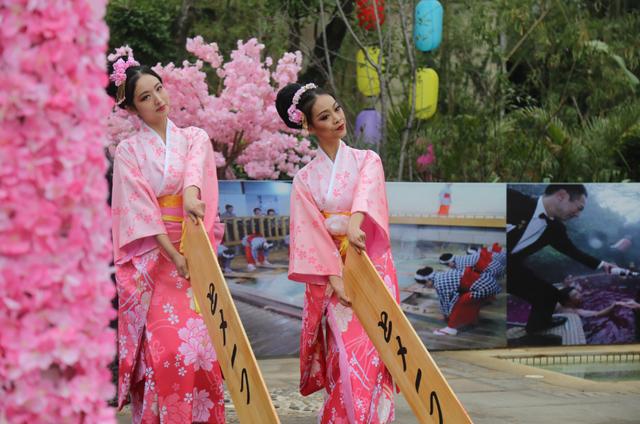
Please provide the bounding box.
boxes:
[502,352,640,382]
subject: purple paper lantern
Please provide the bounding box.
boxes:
[354,108,382,145]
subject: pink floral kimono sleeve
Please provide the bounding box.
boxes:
[111,141,165,265]
[183,127,224,247]
[351,151,391,258]
[288,175,343,284]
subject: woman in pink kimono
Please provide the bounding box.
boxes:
[109,59,225,423]
[276,83,400,423]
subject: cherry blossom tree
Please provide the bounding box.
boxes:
[107,36,316,179]
[0,1,116,421]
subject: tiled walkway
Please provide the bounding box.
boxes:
[118,345,640,423]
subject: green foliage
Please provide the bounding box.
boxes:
[406,0,640,182]
[189,0,290,59]
[107,0,290,66]
[106,0,640,181]
[106,0,180,65]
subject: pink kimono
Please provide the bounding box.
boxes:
[289,141,400,424]
[111,120,225,423]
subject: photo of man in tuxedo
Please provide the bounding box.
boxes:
[507,184,616,344]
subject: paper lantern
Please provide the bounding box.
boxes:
[414,0,443,52]
[354,109,382,145]
[356,47,382,97]
[356,0,385,31]
[413,68,439,120]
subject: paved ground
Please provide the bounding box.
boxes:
[117,344,640,423]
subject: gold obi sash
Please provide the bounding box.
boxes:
[158,194,184,223]
[322,211,351,260]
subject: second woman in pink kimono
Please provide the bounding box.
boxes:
[109,58,225,423]
[276,83,400,423]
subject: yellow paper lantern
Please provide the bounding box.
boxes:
[414,68,438,120]
[356,47,382,97]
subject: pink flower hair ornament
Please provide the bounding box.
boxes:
[287,83,316,126]
[109,57,140,105]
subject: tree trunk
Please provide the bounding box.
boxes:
[300,0,355,85]
[396,0,418,181]
[175,0,195,47]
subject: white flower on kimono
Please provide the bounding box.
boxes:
[377,392,392,423]
[186,288,198,312]
[178,318,216,371]
[143,368,155,391]
[192,388,214,422]
[119,344,128,358]
[333,302,353,333]
[145,367,154,378]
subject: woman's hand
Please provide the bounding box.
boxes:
[329,275,351,307]
[184,186,205,224]
[347,212,366,253]
[155,234,188,278]
[171,251,190,279]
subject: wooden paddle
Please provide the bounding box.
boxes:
[343,245,473,424]
[182,219,280,424]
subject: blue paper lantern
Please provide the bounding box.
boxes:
[414,0,443,52]
[354,109,382,145]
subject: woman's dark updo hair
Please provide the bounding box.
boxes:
[106,64,163,110]
[275,83,330,129]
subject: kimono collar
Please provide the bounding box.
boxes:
[142,118,175,144]
[317,140,344,163]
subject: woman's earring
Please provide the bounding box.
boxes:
[301,118,309,137]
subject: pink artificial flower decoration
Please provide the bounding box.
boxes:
[287,105,303,124]
[109,56,140,87]
[107,38,315,180]
[287,83,316,124]
[1,0,116,421]
[107,45,134,62]
[417,143,435,170]
[186,36,222,68]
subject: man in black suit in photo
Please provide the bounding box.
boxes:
[507,184,616,344]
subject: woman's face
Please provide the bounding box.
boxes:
[130,74,170,126]
[307,94,347,141]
